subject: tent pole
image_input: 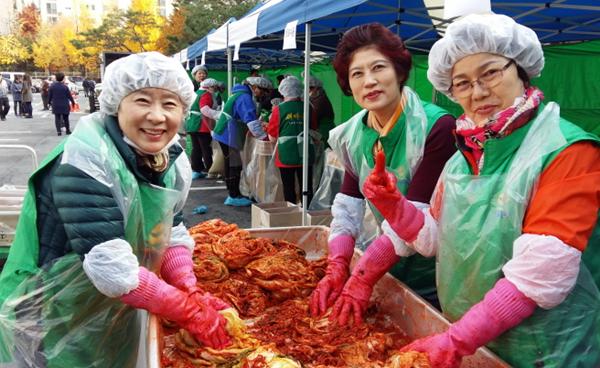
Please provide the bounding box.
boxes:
[227,22,232,97]
[302,22,312,226]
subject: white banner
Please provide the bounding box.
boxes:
[283,20,298,50]
[234,43,241,61]
[201,51,206,66]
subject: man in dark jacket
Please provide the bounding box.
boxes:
[48,72,75,136]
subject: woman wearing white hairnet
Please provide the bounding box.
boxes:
[361,14,600,367]
[0,52,231,368]
[267,76,316,203]
[185,64,213,179]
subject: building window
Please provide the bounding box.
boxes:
[46,3,57,14]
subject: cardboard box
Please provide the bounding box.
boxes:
[251,201,302,228]
[148,226,509,368]
[307,209,333,226]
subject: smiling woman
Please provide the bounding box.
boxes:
[309,23,457,326]
[0,52,233,367]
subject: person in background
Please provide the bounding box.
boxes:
[215,81,226,107]
[41,78,50,111]
[308,76,335,148]
[360,13,600,367]
[21,74,33,118]
[186,64,209,178]
[212,77,270,207]
[10,76,22,117]
[191,64,208,91]
[267,76,316,204]
[0,78,10,121]
[48,72,75,136]
[0,52,231,367]
[309,23,456,324]
[247,76,274,121]
[185,67,214,180]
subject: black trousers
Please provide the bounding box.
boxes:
[189,132,213,173]
[54,113,70,133]
[0,97,10,119]
[22,101,32,117]
[13,100,21,116]
[218,142,243,198]
[279,166,313,204]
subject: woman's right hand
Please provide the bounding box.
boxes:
[309,259,350,316]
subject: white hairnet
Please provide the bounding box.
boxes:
[428,13,544,97]
[200,78,219,89]
[192,64,208,76]
[246,76,273,89]
[308,76,323,88]
[278,76,303,98]
[99,52,195,116]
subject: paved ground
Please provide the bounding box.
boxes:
[0,93,251,229]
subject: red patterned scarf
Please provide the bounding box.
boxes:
[455,87,544,167]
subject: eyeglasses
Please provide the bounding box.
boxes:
[450,60,515,98]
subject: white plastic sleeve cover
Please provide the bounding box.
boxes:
[247,119,267,139]
[200,105,221,121]
[503,233,582,309]
[381,220,416,257]
[329,193,366,241]
[168,222,195,251]
[82,238,140,298]
[407,205,439,258]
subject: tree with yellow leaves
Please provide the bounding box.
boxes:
[0,34,29,67]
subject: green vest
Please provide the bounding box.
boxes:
[213,91,243,136]
[276,100,314,166]
[0,114,190,367]
[328,87,449,298]
[184,89,206,133]
[438,102,600,367]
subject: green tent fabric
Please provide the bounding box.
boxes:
[198,39,600,136]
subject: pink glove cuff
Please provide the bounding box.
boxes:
[161,246,197,289]
[450,278,536,355]
[353,235,400,285]
[121,267,164,311]
[485,278,537,327]
[390,198,424,242]
[328,234,355,264]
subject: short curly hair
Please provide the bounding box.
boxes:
[333,23,412,96]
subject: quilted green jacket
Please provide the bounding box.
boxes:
[34,117,185,267]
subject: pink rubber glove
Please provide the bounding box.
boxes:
[309,234,355,317]
[331,234,400,326]
[188,286,231,311]
[401,278,536,367]
[160,245,198,291]
[362,150,424,242]
[121,267,231,349]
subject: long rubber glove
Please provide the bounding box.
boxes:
[121,267,231,349]
[331,234,400,326]
[401,278,536,367]
[160,245,197,291]
[309,234,355,316]
[362,150,424,242]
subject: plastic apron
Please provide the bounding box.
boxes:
[437,103,600,367]
[0,115,190,368]
[276,100,315,167]
[328,87,437,298]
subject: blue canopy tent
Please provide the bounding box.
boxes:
[181,0,600,219]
